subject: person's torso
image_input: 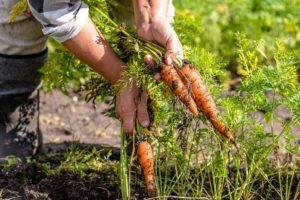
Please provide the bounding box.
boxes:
[0,0,47,55]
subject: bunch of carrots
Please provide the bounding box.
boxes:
[135,57,237,197]
[117,32,236,144]
[130,38,237,145]
[126,39,237,197]
[92,7,236,145]
[134,57,238,197]
[161,59,237,146]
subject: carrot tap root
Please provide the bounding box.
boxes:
[137,141,156,197]
[210,117,235,141]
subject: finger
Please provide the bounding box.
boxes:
[122,112,136,134]
[164,31,182,65]
[164,37,177,65]
[116,87,137,134]
[117,101,136,134]
[144,55,156,68]
[137,91,150,127]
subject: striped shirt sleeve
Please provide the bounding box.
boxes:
[27,0,89,42]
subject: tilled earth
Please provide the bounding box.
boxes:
[0,143,147,200]
[40,89,120,146]
[0,89,133,200]
[0,164,121,200]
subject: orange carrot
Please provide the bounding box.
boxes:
[177,62,235,143]
[137,141,155,197]
[210,117,235,142]
[177,63,218,118]
[161,64,199,116]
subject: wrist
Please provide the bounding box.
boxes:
[109,60,126,85]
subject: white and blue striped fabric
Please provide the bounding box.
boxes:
[27,0,89,42]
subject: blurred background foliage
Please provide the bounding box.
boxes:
[174,0,300,58]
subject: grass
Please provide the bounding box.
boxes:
[35,142,118,177]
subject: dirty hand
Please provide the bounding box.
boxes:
[116,83,150,134]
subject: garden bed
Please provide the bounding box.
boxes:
[1,142,300,200]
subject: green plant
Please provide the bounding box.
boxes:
[29,142,118,178]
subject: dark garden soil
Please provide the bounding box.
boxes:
[0,142,148,200]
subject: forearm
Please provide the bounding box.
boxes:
[62,18,124,84]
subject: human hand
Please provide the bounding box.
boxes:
[60,16,149,133]
[116,82,150,134]
[137,20,183,67]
